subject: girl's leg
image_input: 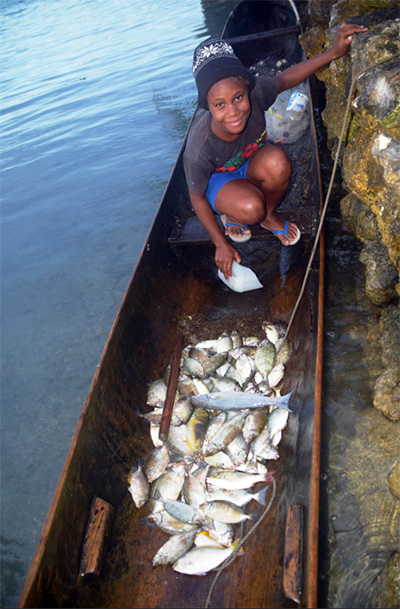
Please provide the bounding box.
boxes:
[214,178,265,239]
[246,145,299,245]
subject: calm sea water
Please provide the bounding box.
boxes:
[1,1,397,607]
[1,0,234,604]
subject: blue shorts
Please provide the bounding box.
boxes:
[206,158,251,212]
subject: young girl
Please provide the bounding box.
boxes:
[183,22,367,279]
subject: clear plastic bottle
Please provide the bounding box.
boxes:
[286,91,309,121]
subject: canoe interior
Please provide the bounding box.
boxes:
[20,2,323,608]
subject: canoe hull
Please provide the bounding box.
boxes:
[20,2,324,607]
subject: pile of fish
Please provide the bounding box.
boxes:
[128,322,293,576]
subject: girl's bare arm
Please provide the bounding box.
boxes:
[275,22,367,93]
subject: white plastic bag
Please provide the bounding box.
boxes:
[218,261,263,293]
[265,83,310,144]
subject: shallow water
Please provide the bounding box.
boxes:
[1,0,398,607]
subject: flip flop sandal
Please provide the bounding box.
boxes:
[221,214,252,243]
[260,220,301,246]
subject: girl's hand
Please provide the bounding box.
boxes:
[330,22,368,59]
[215,242,241,280]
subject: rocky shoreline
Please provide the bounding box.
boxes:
[299,1,399,605]
[300,1,399,424]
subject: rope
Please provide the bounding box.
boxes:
[278,51,400,350]
[204,475,277,609]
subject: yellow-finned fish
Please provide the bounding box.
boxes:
[186,408,209,453]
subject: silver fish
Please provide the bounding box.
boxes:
[268,408,289,436]
[127,460,150,509]
[147,379,167,407]
[173,539,241,575]
[144,444,170,483]
[275,337,292,365]
[202,518,234,547]
[224,432,249,467]
[207,469,271,491]
[182,357,205,379]
[254,339,276,377]
[166,424,193,457]
[150,463,186,512]
[210,375,241,393]
[206,485,269,508]
[242,410,269,444]
[152,530,196,566]
[155,494,203,526]
[183,464,209,508]
[203,353,228,376]
[200,500,259,524]
[202,412,246,457]
[262,321,280,345]
[143,510,198,535]
[205,451,236,471]
[190,390,293,412]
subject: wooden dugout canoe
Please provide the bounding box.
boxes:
[19,1,324,607]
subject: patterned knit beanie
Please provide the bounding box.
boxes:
[193,37,256,109]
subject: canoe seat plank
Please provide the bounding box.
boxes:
[79,496,115,579]
[283,503,303,603]
[169,207,318,245]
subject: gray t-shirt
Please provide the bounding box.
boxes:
[184,76,279,194]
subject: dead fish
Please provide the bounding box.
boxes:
[268,408,289,436]
[183,464,209,508]
[224,432,249,468]
[144,444,170,483]
[275,337,293,365]
[152,530,196,566]
[202,518,234,547]
[242,410,269,444]
[186,408,209,454]
[142,510,198,535]
[150,424,163,448]
[203,353,228,376]
[262,321,280,345]
[147,379,167,407]
[200,501,259,524]
[267,363,285,388]
[207,469,271,491]
[206,485,269,508]
[127,459,150,509]
[154,493,203,526]
[150,463,186,512]
[173,539,241,576]
[210,375,241,393]
[166,424,193,457]
[234,351,255,386]
[231,330,243,349]
[215,332,233,353]
[202,412,246,457]
[188,346,209,366]
[254,339,276,377]
[192,378,211,395]
[204,451,236,471]
[194,531,222,548]
[182,357,204,379]
[203,412,227,445]
[190,390,293,412]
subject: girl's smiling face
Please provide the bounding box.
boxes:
[207,76,250,141]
